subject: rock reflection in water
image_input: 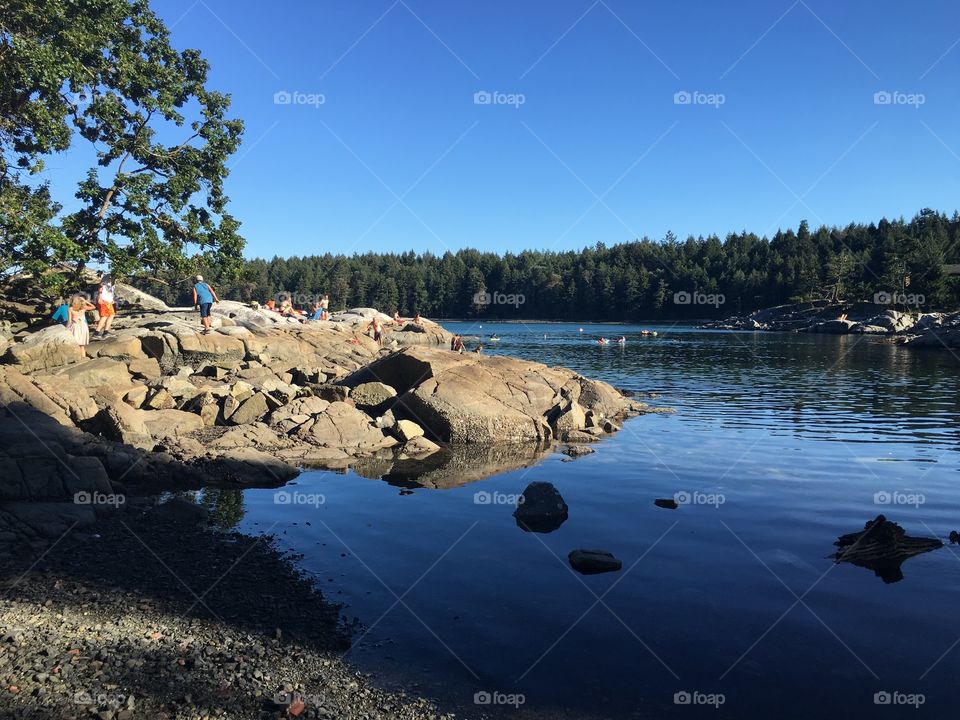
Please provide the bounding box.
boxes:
[350,442,553,490]
[833,514,943,583]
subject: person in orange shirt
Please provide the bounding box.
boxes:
[94,275,116,339]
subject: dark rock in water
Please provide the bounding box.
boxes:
[950,530,959,544]
[569,549,622,575]
[514,481,568,533]
[654,498,678,510]
[833,514,942,583]
[562,444,595,458]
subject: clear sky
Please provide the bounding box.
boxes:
[43,0,960,258]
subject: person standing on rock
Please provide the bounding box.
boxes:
[192,275,219,335]
[67,294,95,358]
[94,275,116,339]
[320,294,329,321]
[368,316,385,347]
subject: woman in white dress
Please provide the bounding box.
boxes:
[67,294,94,358]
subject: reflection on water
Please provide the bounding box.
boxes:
[236,324,960,719]
[351,442,554,490]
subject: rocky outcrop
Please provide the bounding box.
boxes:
[2,325,81,372]
[902,311,960,348]
[0,286,653,521]
[703,300,942,337]
[342,347,643,443]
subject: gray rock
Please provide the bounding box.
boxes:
[350,381,397,412]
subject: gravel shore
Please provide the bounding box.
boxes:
[0,501,461,720]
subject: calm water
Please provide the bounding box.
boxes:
[235,323,960,719]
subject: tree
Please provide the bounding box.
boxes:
[0,0,245,289]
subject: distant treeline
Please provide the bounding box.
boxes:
[138,209,960,320]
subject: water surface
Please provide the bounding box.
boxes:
[236,323,960,718]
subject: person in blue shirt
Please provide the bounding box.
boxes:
[51,302,69,326]
[192,274,219,334]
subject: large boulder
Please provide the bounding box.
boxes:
[301,401,391,451]
[1,325,80,372]
[142,409,205,439]
[808,319,855,334]
[115,282,170,312]
[341,347,636,443]
[350,381,397,413]
[228,392,272,426]
[95,403,154,450]
[91,333,146,361]
[54,357,132,390]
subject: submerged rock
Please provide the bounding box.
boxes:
[569,549,622,575]
[514,481,569,533]
[654,498,679,510]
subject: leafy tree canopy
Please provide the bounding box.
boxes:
[0,0,245,290]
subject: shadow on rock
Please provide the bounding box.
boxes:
[832,514,943,583]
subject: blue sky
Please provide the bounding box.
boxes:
[43,0,960,258]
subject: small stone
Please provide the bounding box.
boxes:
[654,498,678,510]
